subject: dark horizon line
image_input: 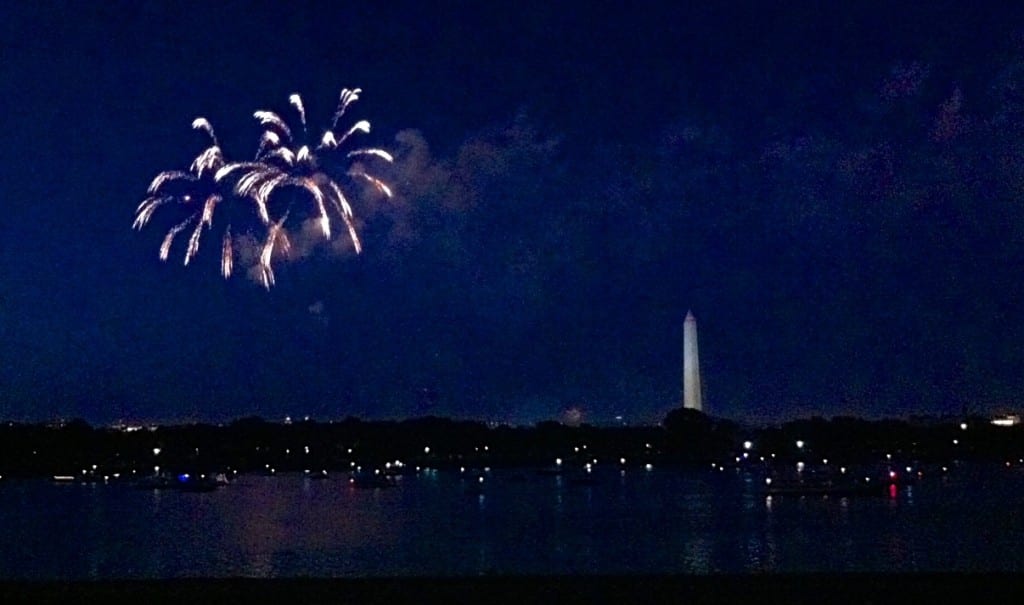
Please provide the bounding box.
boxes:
[3,408,1013,431]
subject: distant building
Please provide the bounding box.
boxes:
[682,310,703,412]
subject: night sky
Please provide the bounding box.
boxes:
[3,1,1024,425]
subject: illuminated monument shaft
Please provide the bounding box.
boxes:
[682,310,703,412]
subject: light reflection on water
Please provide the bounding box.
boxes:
[0,465,1023,579]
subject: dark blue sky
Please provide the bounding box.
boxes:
[3,1,1024,425]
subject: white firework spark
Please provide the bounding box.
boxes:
[257,216,293,289]
[349,170,394,198]
[289,93,306,127]
[320,120,370,150]
[159,216,196,261]
[253,111,292,140]
[146,171,189,195]
[346,148,394,163]
[221,228,233,278]
[331,88,362,130]
[191,117,218,145]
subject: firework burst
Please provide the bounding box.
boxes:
[136,87,392,288]
[135,119,269,279]
[230,87,393,288]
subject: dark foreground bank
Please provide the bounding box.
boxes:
[2,575,1022,605]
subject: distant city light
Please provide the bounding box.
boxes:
[796,440,805,449]
[765,477,772,485]
[960,422,968,431]
[424,446,431,454]
[796,461,805,472]
[619,458,626,465]
[953,439,959,445]
[644,463,653,471]
[991,415,1021,427]
[555,458,563,466]
[743,441,753,450]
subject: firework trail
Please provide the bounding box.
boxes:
[231,88,393,286]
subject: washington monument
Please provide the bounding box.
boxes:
[682,310,703,412]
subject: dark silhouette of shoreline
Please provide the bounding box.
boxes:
[1,411,1020,479]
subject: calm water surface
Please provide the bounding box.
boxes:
[1,466,1022,578]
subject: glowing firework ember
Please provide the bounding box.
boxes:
[135,87,392,288]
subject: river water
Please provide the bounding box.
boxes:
[1,465,1022,578]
